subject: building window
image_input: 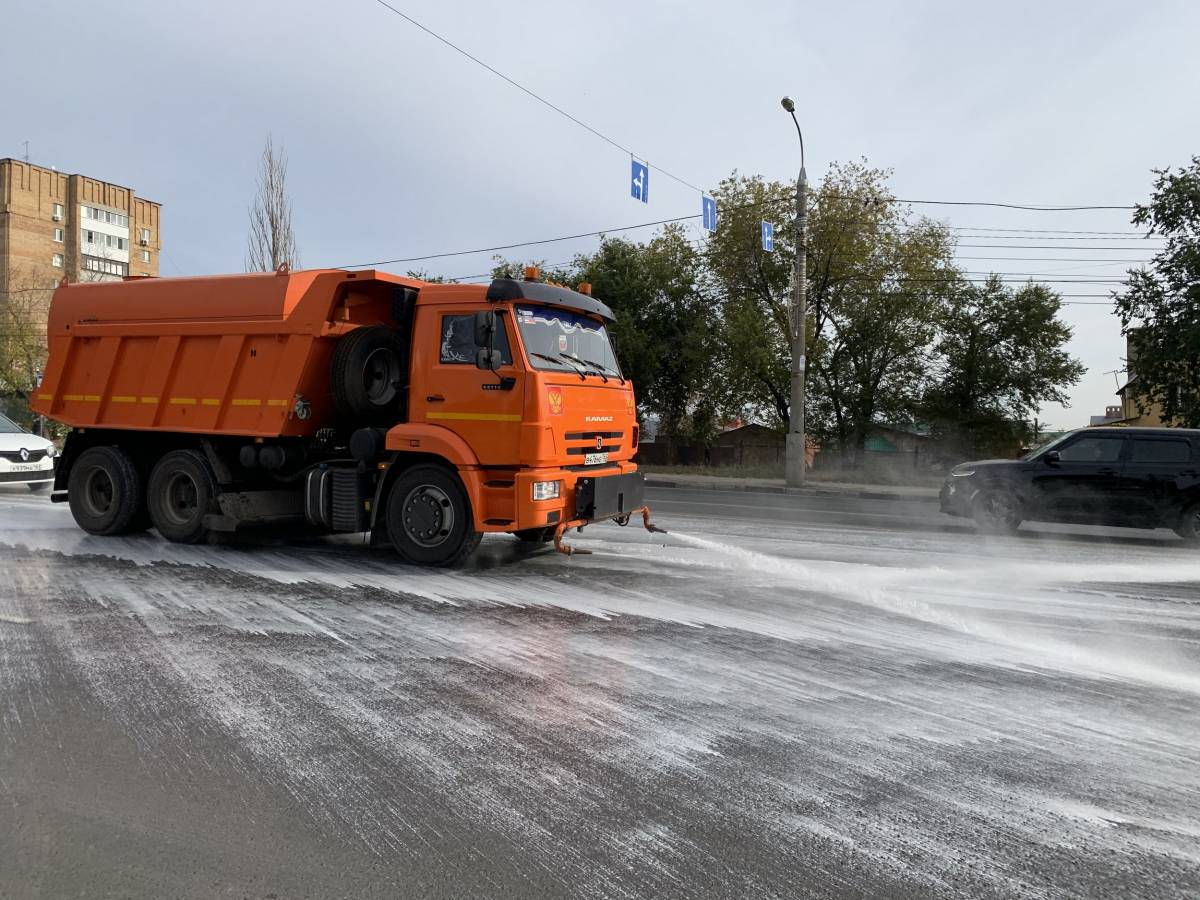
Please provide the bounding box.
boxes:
[52,253,64,268]
[52,202,64,220]
[141,249,151,263]
[84,230,97,245]
[53,228,64,242]
[105,235,127,250]
[82,255,128,277]
[140,228,151,243]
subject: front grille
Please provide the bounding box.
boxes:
[0,471,52,483]
[0,449,47,463]
[564,431,624,441]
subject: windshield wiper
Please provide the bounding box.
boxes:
[530,351,585,380]
[559,352,607,382]
[580,356,624,384]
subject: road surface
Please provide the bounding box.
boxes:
[1,484,1198,898]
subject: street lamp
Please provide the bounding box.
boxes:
[781,96,807,487]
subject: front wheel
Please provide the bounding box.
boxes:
[385,465,481,566]
[1175,501,1200,546]
[972,488,1022,535]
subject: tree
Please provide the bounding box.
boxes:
[922,276,1084,457]
[1113,157,1200,426]
[246,135,300,272]
[707,161,959,460]
[0,265,56,432]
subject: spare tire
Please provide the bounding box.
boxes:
[331,325,407,422]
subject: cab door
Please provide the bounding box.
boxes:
[410,308,525,465]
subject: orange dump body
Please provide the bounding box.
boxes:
[33,268,643,537]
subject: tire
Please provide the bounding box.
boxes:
[385,465,481,566]
[331,325,407,423]
[1175,501,1200,546]
[147,450,218,544]
[972,488,1023,535]
[67,446,143,536]
[513,527,554,545]
[27,482,51,494]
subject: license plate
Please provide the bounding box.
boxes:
[12,464,38,472]
[583,452,609,466]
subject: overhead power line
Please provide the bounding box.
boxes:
[367,0,706,193]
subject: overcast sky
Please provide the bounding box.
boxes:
[9,0,1199,428]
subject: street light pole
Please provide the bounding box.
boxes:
[781,97,807,487]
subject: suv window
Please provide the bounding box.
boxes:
[1058,435,1124,463]
[1130,437,1192,463]
[439,313,513,366]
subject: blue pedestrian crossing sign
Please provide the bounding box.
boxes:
[702,196,718,232]
[761,221,775,251]
[630,159,649,203]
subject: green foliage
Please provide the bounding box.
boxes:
[707,161,961,458]
[1114,157,1200,426]
[923,277,1084,457]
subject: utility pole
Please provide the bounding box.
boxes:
[781,97,807,487]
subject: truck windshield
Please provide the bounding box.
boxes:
[514,306,622,378]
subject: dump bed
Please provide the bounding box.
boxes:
[32,268,423,438]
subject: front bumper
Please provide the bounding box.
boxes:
[508,462,643,532]
[0,457,55,485]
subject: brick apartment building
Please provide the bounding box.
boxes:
[0,158,162,419]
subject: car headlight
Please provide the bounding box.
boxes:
[44,445,56,458]
[532,480,561,501]
[950,467,974,477]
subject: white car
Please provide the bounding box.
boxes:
[0,412,56,492]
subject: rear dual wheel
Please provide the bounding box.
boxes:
[67,446,143,535]
[147,450,217,544]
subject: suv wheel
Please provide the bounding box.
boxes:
[385,465,482,566]
[1175,501,1200,546]
[972,488,1022,535]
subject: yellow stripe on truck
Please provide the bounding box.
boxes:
[427,412,522,422]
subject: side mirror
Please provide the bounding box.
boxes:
[1044,450,1061,466]
[475,347,502,371]
[474,310,496,348]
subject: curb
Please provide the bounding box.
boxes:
[644,477,939,503]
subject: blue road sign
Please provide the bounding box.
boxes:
[702,195,718,231]
[630,160,649,203]
[761,221,775,251]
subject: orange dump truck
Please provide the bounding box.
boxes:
[32,266,663,565]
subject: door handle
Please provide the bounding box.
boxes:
[426,394,445,402]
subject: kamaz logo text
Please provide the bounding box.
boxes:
[585,416,613,422]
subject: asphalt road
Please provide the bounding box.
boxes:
[1,484,1198,899]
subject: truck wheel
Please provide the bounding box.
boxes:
[972,488,1022,535]
[1175,501,1200,546]
[67,446,143,536]
[147,450,217,544]
[331,325,407,422]
[513,527,554,545]
[386,465,481,566]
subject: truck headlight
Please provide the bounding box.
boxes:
[532,480,561,501]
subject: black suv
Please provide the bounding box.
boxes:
[940,426,1200,542]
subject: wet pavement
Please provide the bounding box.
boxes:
[1,485,1198,898]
